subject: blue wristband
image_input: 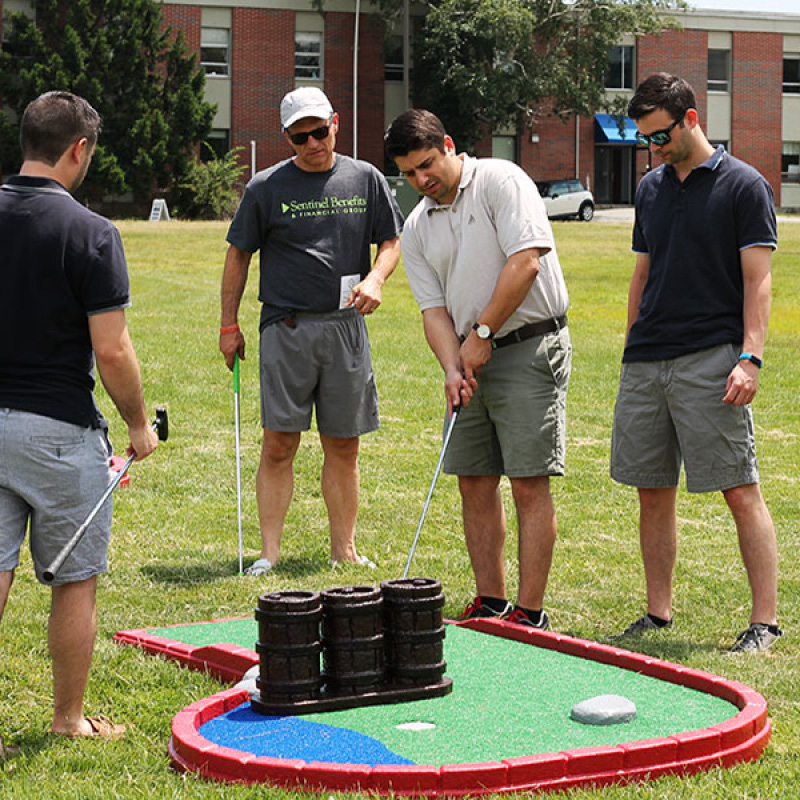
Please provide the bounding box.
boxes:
[738,352,763,368]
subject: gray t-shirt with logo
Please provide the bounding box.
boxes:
[227,154,403,328]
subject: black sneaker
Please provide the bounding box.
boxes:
[459,597,512,620]
[507,606,550,630]
[609,614,673,640]
[729,623,783,654]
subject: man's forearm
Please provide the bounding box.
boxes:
[90,315,149,429]
[221,246,252,326]
[371,237,401,284]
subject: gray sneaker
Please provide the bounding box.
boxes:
[729,623,783,654]
[507,607,551,630]
[609,614,673,640]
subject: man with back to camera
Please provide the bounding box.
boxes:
[384,109,571,629]
[0,91,159,750]
[219,87,403,576]
[610,73,781,653]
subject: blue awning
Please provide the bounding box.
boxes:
[595,114,639,144]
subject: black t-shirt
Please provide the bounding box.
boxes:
[626,147,777,362]
[227,155,404,328]
[0,176,130,427]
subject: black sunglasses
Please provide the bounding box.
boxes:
[635,113,685,147]
[287,123,332,146]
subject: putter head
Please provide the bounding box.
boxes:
[155,407,169,441]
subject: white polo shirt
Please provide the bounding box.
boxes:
[401,154,569,339]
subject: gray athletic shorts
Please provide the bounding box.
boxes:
[610,343,760,493]
[259,308,379,438]
[0,408,113,586]
[443,327,571,477]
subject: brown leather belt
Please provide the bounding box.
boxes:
[492,315,568,349]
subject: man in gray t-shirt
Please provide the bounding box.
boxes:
[219,88,403,576]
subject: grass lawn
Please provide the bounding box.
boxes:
[1,218,798,799]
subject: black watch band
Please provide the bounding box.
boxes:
[738,352,763,368]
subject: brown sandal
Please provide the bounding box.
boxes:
[50,715,127,740]
[1,736,21,760]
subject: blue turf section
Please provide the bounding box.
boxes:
[199,702,415,765]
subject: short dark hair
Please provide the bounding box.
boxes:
[627,73,696,121]
[385,109,447,162]
[20,91,102,165]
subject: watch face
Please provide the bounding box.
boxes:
[476,324,492,340]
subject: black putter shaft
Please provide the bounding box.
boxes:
[403,405,460,579]
[42,408,168,583]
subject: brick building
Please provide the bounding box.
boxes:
[3,0,799,208]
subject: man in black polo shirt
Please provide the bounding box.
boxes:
[610,74,781,653]
[0,91,158,747]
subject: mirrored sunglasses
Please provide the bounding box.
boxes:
[287,124,331,146]
[635,113,685,147]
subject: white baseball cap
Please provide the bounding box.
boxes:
[280,87,334,130]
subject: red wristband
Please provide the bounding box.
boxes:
[220,324,240,335]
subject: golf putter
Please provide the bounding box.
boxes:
[234,354,244,576]
[42,408,169,583]
[403,405,460,579]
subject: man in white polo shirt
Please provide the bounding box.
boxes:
[385,109,571,628]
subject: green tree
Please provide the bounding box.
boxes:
[408,0,685,152]
[176,145,247,220]
[0,0,215,204]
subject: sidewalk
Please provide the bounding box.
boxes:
[593,206,799,224]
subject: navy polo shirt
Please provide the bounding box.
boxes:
[0,176,130,427]
[625,146,777,363]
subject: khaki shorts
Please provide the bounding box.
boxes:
[259,308,379,438]
[443,327,571,477]
[610,344,760,493]
[0,408,113,586]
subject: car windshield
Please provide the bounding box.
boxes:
[536,182,552,196]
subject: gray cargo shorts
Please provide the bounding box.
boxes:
[0,408,113,585]
[610,344,760,493]
[259,308,379,438]
[443,327,571,477]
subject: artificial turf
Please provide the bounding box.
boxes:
[144,619,736,765]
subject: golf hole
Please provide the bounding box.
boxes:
[395,721,436,732]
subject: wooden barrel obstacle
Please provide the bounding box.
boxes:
[251,577,452,715]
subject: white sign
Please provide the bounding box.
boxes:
[149,198,170,222]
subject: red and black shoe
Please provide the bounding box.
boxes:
[459,596,513,620]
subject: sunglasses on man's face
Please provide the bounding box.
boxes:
[287,123,332,146]
[635,113,685,147]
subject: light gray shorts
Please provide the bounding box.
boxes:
[0,408,113,586]
[610,344,760,493]
[443,327,571,477]
[259,308,379,438]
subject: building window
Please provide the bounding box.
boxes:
[606,45,634,90]
[295,32,322,79]
[201,27,229,77]
[708,49,730,92]
[784,56,800,94]
[783,142,800,181]
[201,130,231,162]
[385,35,403,82]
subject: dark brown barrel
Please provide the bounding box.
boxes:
[255,590,322,704]
[321,585,385,694]
[381,577,446,686]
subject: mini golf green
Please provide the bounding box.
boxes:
[116,614,770,794]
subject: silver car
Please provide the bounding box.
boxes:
[536,179,595,222]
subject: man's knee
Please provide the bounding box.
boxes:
[320,435,360,463]
[261,430,301,464]
[723,483,766,517]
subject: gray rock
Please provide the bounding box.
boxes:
[570,694,637,726]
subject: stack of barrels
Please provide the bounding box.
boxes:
[253,577,446,709]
